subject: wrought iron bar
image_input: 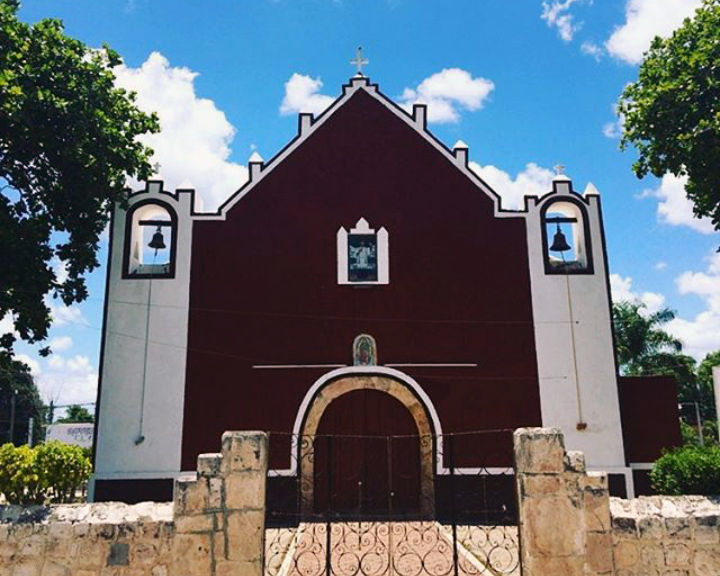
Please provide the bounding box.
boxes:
[326,435,333,576]
[448,434,459,576]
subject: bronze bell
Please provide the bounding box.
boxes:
[550,225,571,252]
[148,226,166,250]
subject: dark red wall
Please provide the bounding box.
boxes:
[181,89,542,471]
[618,375,682,463]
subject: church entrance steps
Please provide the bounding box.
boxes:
[264,521,520,576]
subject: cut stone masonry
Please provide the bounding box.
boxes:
[2,428,720,576]
[0,431,268,576]
[514,427,613,576]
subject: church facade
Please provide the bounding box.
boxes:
[90,75,680,504]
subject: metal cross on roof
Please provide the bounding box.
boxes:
[554,163,566,176]
[350,46,369,76]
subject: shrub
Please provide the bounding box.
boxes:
[35,441,92,503]
[0,441,92,504]
[0,443,43,505]
[651,445,720,495]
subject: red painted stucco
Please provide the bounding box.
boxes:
[618,375,683,464]
[181,89,542,471]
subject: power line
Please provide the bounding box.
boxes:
[5,287,578,325]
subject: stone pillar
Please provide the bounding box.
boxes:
[220,431,268,575]
[514,427,613,576]
[173,431,268,576]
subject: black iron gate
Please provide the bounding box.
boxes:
[264,431,520,576]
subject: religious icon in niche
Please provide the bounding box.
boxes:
[348,234,378,281]
[353,334,377,366]
[337,217,388,285]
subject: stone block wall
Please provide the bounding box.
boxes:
[173,431,268,575]
[610,496,720,576]
[0,431,268,576]
[515,427,720,576]
[4,428,720,576]
[0,502,174,575]
[514,427,613,576]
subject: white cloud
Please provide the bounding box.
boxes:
[47,299,87,327]
[640,174,716,234]
[279,73,335,117]
[49,336,73,352]
[609,273,666,313]
[114,52,248,211]
[38,354,97,406]
[469,161,554,210]
[655,262,668,271]
[541,0,583,42]
[581,41,604,61]
[0,312,18,338]
[399,68,495,124]
[610,257,720,360]
[605,0,702,64]
[52,258,69,284]
[667,253,720,359]
[602,120,622,139]
[15,354,41,376]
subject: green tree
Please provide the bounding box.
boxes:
[619,0,720,232]
[613,301,699,407]
[697,350,720,421]
[0,359,44,445]
[56,404,93,423]
[0,0,159,359]
[614,301,685,373]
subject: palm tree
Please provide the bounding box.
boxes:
[613,300,698,416]
[613,301,685,373]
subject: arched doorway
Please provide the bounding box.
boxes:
[299,374,435,517]
[313,389,420,515]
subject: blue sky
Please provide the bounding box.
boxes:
[9,0,720,408]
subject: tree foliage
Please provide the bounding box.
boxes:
[0,359,44,445]
[697,350,720,420]
[0,0,159,357]
[613,302,720,443]
[0,440,91,504]
[613,301,687,374]
[651,445,720,495]
[56,404,93,423]
[613,300,702,418]
[619,0,720,232]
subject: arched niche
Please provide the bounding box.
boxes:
[122,199,178,279]
[540,197,594,275]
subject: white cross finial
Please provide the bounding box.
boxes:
[350,46,369,76]
[554,163,565,176]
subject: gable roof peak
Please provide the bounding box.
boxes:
[210,72,514,219]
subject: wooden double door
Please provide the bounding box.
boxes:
[312,389,423,517]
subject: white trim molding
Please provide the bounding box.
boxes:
[200,76,523,221]
[269,365,478,477]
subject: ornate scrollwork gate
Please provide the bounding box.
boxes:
[264,431,520,576]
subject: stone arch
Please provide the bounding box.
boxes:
[298,372,436,515]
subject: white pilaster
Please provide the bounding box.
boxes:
[93,182,193,489]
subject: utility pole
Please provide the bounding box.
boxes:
[713,366,720,443]
[27,417,34,447]
[695,401,704,447]
[9,390,17,444]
